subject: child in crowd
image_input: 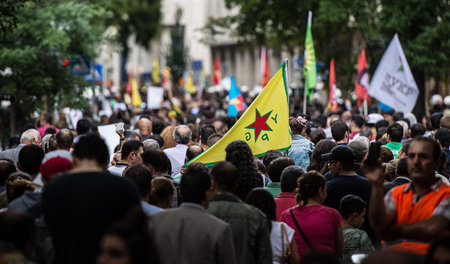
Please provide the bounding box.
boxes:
[339,195,374,264]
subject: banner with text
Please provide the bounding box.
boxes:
[369,34,419,113]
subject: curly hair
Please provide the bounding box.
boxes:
[6,172,38,204]
[307,139,336,174]
[225,140,263,200]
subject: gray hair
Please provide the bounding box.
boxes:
[143,139,160,151]
[41,134,53,149]
[20,129,40,144]
[173,125,192,144]
[348,140,369,163]
[352,136,370,148]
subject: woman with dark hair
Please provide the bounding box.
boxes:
[97,208,153,264]
[307,139,336,174]
[246,188,299,264]
[280,171,344,259]
[288,116,315,170]
[225,140,263,200]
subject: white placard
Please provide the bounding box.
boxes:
[147,86,164,109]
[97,124,120,156]
[369,34,419,113]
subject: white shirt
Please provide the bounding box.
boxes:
[163,144,188,176]
[107,164,127,176]
[271,221,295,264]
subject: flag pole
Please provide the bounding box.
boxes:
[303,83,307,114]
[303,11,312,114]
[363,96,368,116]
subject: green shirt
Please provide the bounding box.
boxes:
[341,227,374,264]
[382,141,402,159]
[264,182,281,198]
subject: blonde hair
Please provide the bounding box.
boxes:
[160,125,176,149]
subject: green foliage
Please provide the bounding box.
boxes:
[166,8,187,93]
[203,0,380,90]
[106,0,162,56]
[377,0,450,80]
[0,0,28,35]
[0,0,107,134]
[203,0,450,102]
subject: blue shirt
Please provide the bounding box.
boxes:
[141,201,163,216]
[288,134,314,170]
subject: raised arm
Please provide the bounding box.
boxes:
[361,159,396,233]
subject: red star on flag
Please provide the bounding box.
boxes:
[245,109,273,142]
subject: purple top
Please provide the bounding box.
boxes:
[280,204,342,258]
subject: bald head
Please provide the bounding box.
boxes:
[174,125,192,145]
[186,145,203,162]
[137,118,152,138]
[20,129,41,146]
[56,128,74,150]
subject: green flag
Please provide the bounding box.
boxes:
[304,11,317,102]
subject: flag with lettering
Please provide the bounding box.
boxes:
[228,75,247,117]
[184,60,291,167]
[369,34,419,113]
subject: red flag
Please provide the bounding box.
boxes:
[261,46,270,87]
[213,57,222,85]
[329,58,338,112]
[355,49,371,107]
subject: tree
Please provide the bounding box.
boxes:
[0,0,28,35]
[105,0,161,87]
[374,0,450,117]
[166,7,187,95]
[203,0,378,95]
[106,0,162,57]
[203,0,449,117]
[0,0,107,138]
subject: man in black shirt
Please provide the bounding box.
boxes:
[321,145,374,242]
[42,134,140,264]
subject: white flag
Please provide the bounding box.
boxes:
[369,34,419,113]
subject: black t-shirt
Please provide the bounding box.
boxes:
[324,174,375,243]
[42,171,140,264]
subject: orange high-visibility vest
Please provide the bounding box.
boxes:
[388,183,450,255]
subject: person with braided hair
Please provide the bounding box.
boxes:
[225,140,263,200]
[280,171,344,259]
[288,116,315,171]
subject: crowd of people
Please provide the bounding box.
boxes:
[0,99,449,264]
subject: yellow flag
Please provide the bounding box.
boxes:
[152,60,160,85]
[185,73,196,94]
[124,93,131,105]
[184,60,291,167]
[131,76,142,107]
